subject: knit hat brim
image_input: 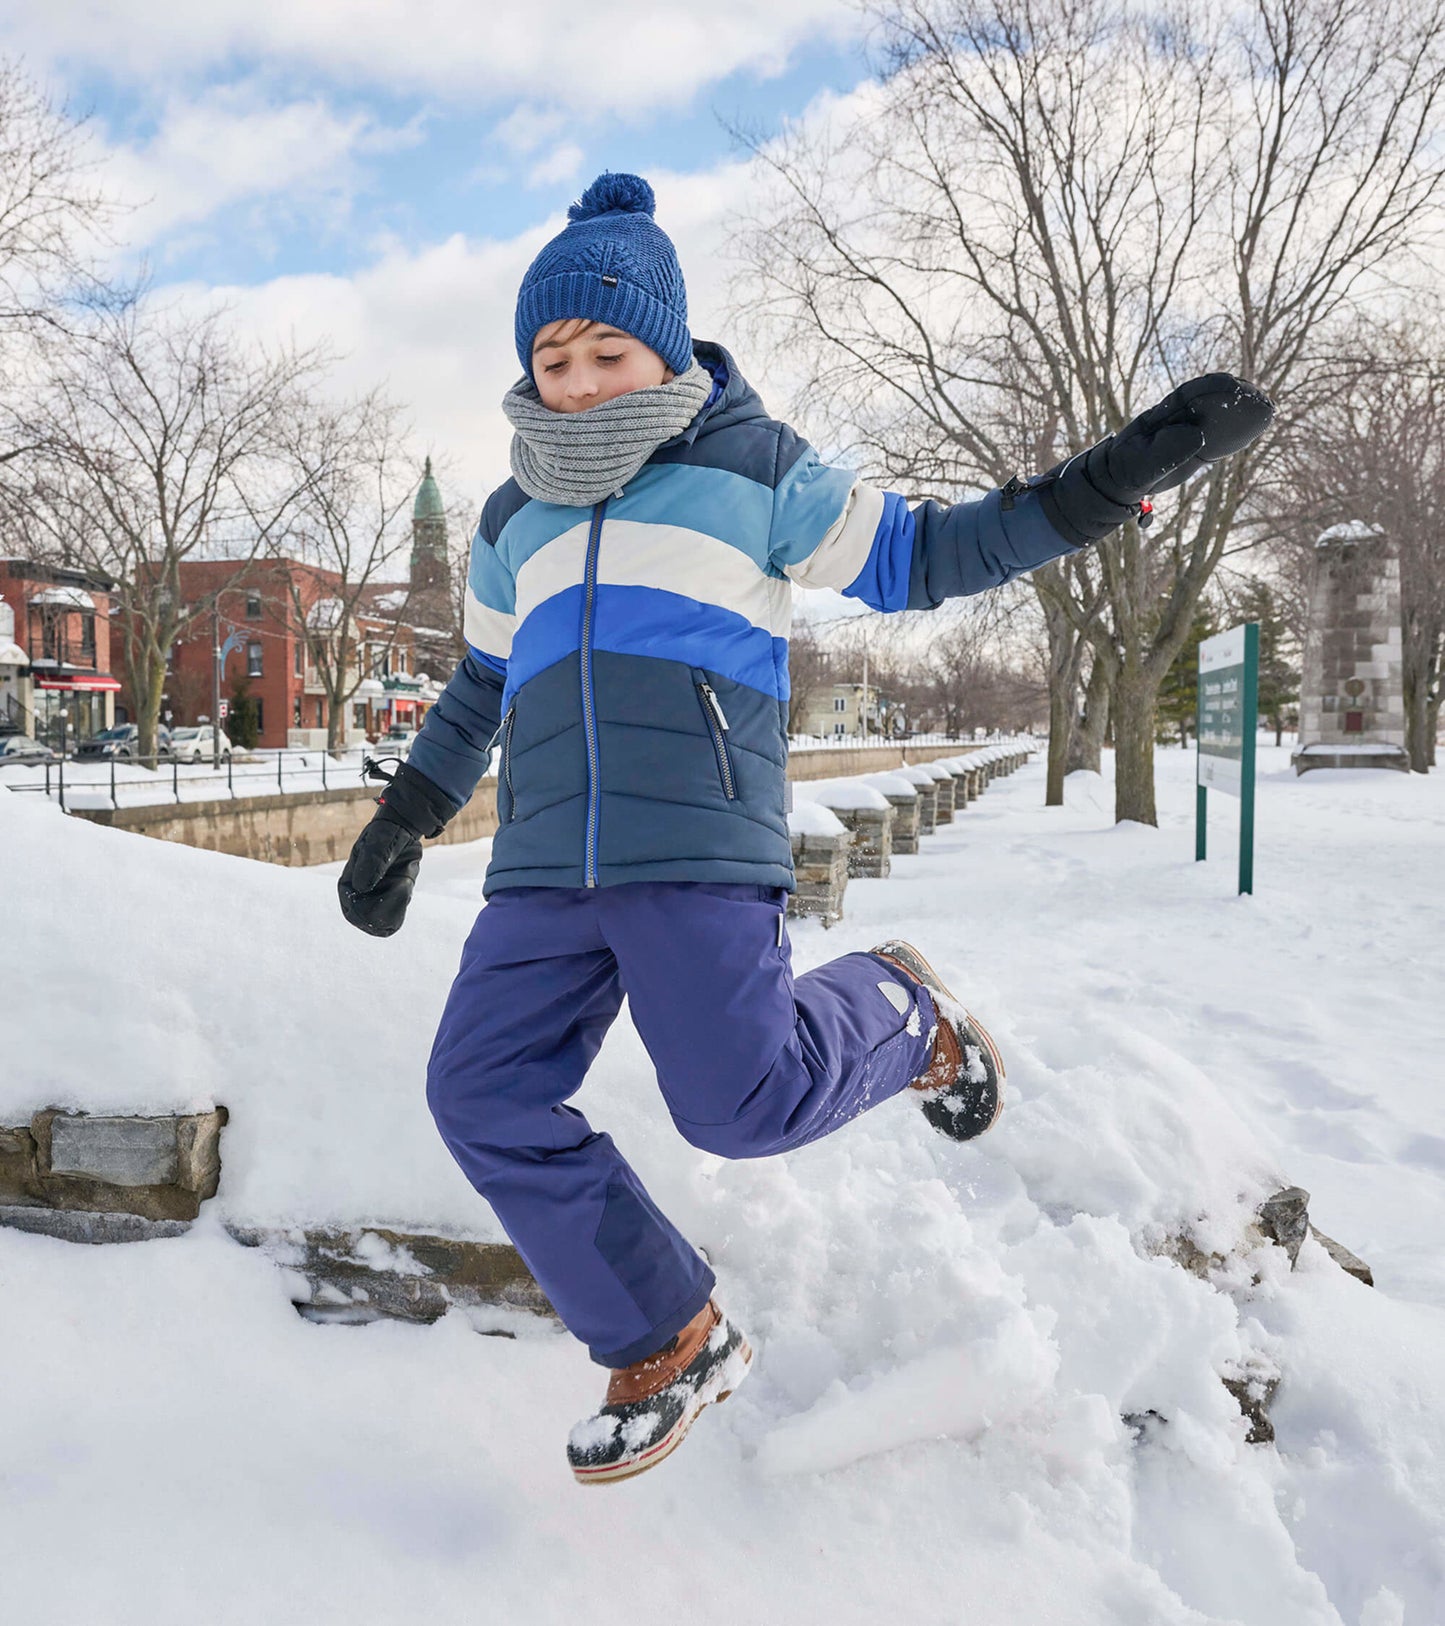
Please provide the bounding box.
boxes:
[515,272,693,380]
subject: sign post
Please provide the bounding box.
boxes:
[1196,622,1259,895]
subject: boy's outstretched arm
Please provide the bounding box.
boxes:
[405,647,507,808]
[338,520,512,936]
[771,374,1274,612]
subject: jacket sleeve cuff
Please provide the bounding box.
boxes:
[375,761,462,840]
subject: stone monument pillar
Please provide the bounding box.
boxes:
[1292,523,1408,774]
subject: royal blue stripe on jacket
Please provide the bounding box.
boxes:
[408,342,1080,893]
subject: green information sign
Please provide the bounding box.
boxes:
[1196,622,1259,895]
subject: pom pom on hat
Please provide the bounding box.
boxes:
[568,172,656,223]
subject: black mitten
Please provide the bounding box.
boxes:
[1038,373,1274,545]
[337,761,460,938]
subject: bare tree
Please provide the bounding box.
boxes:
[0,60,115,480]
[732,0,1445,822]
[18,297,323,757]
[265,389,420,751]
[785,614,838,734]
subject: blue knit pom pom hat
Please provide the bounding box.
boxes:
[514,172,692,380]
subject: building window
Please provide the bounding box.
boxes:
[833,696,847,712]
[353,703,366,728]
[80,614,96,662]
[247,641,263,677]
[34,606,62,662]
[833,721,847,736]
[293,698,302,726]
[246,593,262,619]
[254,698,265,736]
[315,698,325,728]
[294,642,303,678]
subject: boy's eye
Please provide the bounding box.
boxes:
[596,353,623,365]
[542,359,567,373]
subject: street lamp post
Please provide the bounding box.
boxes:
[58,706,68,759]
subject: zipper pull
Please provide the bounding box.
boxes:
[484,707,513,752]
[700,682,730,731]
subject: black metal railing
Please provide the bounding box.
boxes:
[5,745,379,814]
[0,691,32,736]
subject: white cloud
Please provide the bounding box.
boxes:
[98,86,419,249]
[173,156,793,509]
[6,1,860,116]
[526,142,584,188]
[491,105,569,156]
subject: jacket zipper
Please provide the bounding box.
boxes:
[581,499,608,885]
[697,679,737,800]
[484,706,517,819]
[500,708,516,805]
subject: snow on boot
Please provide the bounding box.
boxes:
[872,940,1006,1142]
[567,1300,752,1486]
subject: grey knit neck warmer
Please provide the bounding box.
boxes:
[502,361,712,506]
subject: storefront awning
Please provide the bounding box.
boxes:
[36,673,122,692]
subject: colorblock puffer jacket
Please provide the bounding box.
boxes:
[408,345,1082,896]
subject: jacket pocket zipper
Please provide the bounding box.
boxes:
[695,677,737,800]
[491,706,516,820]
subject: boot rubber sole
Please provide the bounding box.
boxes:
[572,1337,753,1487]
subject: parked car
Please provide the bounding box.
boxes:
[167,725,232,763]
[376,724,416,755]
[73,724,173,762]
[0,735,58,767]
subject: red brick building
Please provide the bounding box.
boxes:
[152,558,429,751]
[0,560,120,747]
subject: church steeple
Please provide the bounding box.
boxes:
[410,455,449,600]
[413,456,444,525]
[406,455,462,674]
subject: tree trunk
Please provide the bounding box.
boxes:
[136,650,167,763]
[1046,681,1075,805]
[1068,659,1111,774]
[1040,582,1085,806]
[1112,660,1160,826]
[327,690,346,753]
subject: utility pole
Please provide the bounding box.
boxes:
[861,630,869,742]
[212,608,222,765]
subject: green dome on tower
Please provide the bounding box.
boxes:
[413,456,444,522]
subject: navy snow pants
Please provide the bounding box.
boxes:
[426,882,937,1367]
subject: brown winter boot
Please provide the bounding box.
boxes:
[566,1300,753,1485]
[872,940,1006,1141]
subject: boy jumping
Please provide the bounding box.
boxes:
[338,172,1271,1484]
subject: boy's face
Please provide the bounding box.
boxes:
[531,318,672,413]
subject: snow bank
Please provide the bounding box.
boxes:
[3,744,1444,1625]
[859,770,917,798]
[787,802,846,839]
[0,790,499,1235]
[792,777,892,811]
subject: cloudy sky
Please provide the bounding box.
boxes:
[4,2,877,512]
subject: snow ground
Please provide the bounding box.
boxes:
[2,745,1443,1625]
